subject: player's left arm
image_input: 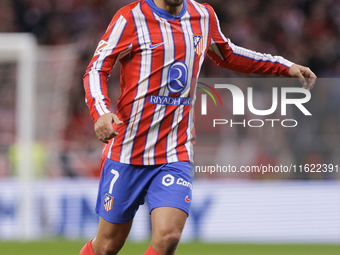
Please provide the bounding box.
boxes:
[288,64,317,91]
[206,5,317,89]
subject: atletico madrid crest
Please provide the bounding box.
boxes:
[193,35,203,56]
[104,193,114,212]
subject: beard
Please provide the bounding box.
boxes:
[163,0,184,7]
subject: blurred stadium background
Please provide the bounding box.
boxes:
[0,0,340,254]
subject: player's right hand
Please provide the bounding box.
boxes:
[94,113,123,143]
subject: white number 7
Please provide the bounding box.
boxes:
[109,169,119,194]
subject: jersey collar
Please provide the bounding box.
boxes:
[145,0,187,21]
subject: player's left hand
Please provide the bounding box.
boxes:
[288,64,317,91]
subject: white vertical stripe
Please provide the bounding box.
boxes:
[120,3,153,164]
[107,137,115,159]
[88,15,128,116]
[142,14,175,164]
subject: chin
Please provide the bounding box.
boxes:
[164,0,184,7]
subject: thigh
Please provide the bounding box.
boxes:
[147,161,194,215]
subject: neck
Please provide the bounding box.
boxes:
[153,0,184,17]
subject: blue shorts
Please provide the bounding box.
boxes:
[95,158,194,223]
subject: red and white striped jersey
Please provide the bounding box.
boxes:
[83,0,293,165]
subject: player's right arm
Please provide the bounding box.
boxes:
[83,6,134,142]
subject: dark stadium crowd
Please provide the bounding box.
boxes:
[0,0,339,178]
[1,0,339,76]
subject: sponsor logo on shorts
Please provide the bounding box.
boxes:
[185,196,192,203]
[162,174,175,186]
[161,175,193,190]
[177,178,193,190]
[104,193,114,212]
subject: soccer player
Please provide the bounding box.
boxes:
[80,0,316,254]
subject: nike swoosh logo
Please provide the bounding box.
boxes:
[147,42,164,49]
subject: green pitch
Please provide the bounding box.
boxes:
[0,240,339,255]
